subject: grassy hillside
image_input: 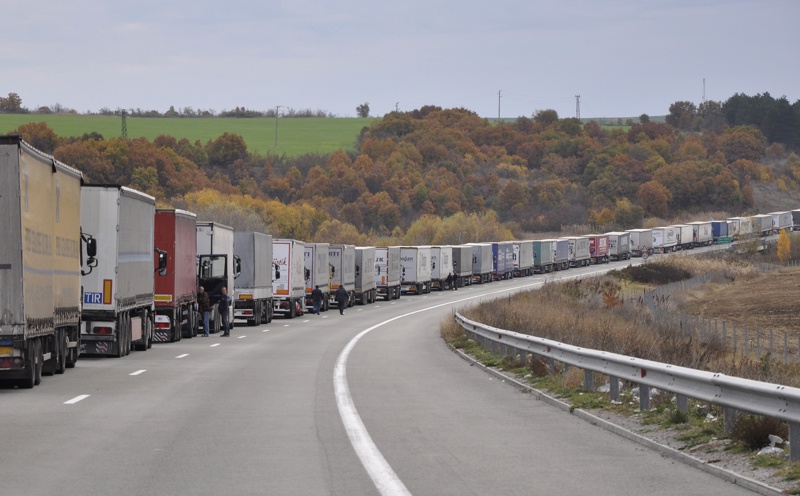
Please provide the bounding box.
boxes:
[0,114,374,156]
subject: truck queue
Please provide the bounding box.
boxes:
[2,135,799,388]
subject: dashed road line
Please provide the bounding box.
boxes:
[175,354,189,358]
[64,395,90,405]
[129,369,147,376]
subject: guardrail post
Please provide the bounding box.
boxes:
[609,376,620,402]
[791,423,800,461]
[723,407,736,435]
[639,384,650,411]
[676,394,689,413]
[583,370,593,391]
[519,349,527,363]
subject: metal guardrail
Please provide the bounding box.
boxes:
[454,312,800,460]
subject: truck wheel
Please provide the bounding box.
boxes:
[34,339,43,386]
[17,345,36,389]
[55,330,67,374]
[173,308,182,342]
[288,300,296,319]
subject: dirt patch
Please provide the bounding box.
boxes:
[681,267,800,335]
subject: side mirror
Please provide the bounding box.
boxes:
[274,263,281,282]
[87,238,97,258]
[355,264,361,277]
[155,248,168,276]
[234,256,242,278]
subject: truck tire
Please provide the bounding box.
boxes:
[17,344,36,389]
[34,339,43,386]
[288,300,296,319]
[55,330,67,374]
[173,308,182,342]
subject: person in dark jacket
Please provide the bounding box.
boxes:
[219,287,231,336]
[311,285,324,315]
[197,286,211,337]
[335,286,348,315]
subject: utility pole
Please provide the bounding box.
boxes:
[121,109,128,139]
[575,95,580,120]
[274,105,283,148]
[497,90,502,121]
[702,78,706,102]
[395,102,399,112]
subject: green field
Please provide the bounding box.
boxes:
[0,114,374,156]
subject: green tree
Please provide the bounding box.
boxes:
[205,132,248,168]
[0,92,24,113]
[666,101,697,130]
[356,102,370,118]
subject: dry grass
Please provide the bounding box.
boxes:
[455,243,800,387]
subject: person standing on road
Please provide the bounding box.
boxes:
[197,286,211,337]
[451,273,458,291]
[311,285,324,315]
[219,287,231,336]
[335,286,348,315]
[445,273,453,291]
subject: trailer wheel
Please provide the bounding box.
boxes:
[56,330,67,374]
[34,339,43,386]
[17,344,36,389]
[288,300,296,319]
[173,308,182,342]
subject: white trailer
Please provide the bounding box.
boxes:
[566,237,590,267]
[451,245,473,287]
[304,243,330,312]
[272,239,306,318]
[375,246,402,300]
[651,226,678,253]
[81,185,158,356]
[688,221,713,246]
[430,246,454,290]
[401,246,432,294]
[197,222,239,332]
[354,247,377,304]
[329,244,356,307]
[513,241,534,277]
[627,229,652,256]
[726,217,753,240]
[768,211,793,233]
[234,231,273,326]
[468,243,493,284]
[606,231,631,260]
[670,225,695,250]
[0,136,95,387]
[751,214,773,237]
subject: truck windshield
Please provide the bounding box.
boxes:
[198,255,227,279]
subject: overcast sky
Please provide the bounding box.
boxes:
[4,0,799,119]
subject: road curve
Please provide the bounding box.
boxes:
[0,257,757,495]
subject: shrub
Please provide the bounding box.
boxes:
[614,262,691,285]
[731,414,788,451]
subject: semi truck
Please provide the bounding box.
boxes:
[400,246,432,294]
[272,238,306,318]
[197,222,239,332]
[430,246,454,290]
[711,221,729,242]
[469,243,493,284]
[793,210,800,231]
[451,245,473,287]
[688,221,713,246]
[234,231,274,326]
[80,185,162,356]
[726,217,753,240]
[329,244,356,307]
[553,239,570,270]
[492,242,514,279]
[375,246,402,300]
[532,240,555,273]
[751,214,773,237]
[513,241,534,277]
[606,231,631,260]
[153,209,197,342]
[670,225,695,250]
[651,226,677,253]
[354,247,377,304]
[0,136,96,387]
[768,211,793,233]
[304,242,330,312]
[566,237,590,267]
[627,229,652,256]
[587,234,610,264]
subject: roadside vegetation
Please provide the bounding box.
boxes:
[441,235,800,490]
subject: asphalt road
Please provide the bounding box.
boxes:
[0,255,757,495]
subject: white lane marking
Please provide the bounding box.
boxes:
[64,395,90,405]
[129,369,147,376]
[237,335,246,339]
[262,329,270,333]
[175,354,189,359]
[210,343,221,347]
[322,315,328,319]
[284,324,290,327]
[335,277,568,496]
[303,320,310,323]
